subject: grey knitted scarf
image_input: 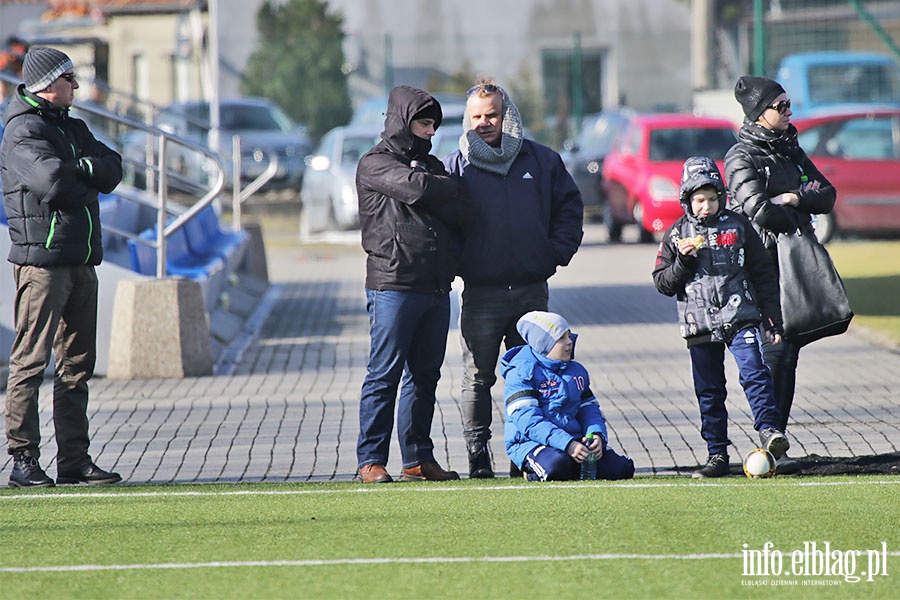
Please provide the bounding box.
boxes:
[459,87,524,176]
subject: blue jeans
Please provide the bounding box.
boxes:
[357,289,450,469]
[689,327,782,456]
[459,281,548,446]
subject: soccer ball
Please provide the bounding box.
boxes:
[742,448,776,479]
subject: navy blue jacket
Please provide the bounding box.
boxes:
[444,140,583,286]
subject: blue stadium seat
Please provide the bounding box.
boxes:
[183,204,249,267]
[128,225,225,281]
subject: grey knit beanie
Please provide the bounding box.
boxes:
[517,311,570,356]
[23,47,74,93]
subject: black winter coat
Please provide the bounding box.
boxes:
[357,86,468,294]
[652,207,782,346]
[1,86,122,267]
[724,122,835,268]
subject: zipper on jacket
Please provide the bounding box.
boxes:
[45,211,58,249]
[83,206,93,263]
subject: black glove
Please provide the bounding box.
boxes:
[75,157,95,182]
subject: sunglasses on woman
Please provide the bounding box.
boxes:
[768,99,791,114]
[59,73,77,83]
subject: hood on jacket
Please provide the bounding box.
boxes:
[3,84,67,127]
[679,155,725,224]
[380,85,442,160]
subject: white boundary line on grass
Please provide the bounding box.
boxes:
[4,551,899,573]
[1,478,899,501]
[0,553,745,573]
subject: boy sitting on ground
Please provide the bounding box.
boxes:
[502,311,634,481]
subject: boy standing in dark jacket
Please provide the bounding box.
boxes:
[2,48,122,487]
[652,157,788,478]
[356,85,468,483]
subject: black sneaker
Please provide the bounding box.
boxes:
[57,462,122,485]
[774,453,802,476]
[759,427,790,459]
[509,460,523,479]
[692,453,730,479]
[467,442,494,479]
[8,453,55,488]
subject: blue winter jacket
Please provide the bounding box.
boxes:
[443,140,583,286]
[501,342,609,469]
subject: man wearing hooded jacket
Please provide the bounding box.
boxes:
[1,47,122,487]
[355,85,469,483]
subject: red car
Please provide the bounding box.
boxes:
[602,114,737,242]
[793,108,900,243]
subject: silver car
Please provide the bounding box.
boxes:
[123,97,313,194]
[300,126,381,234]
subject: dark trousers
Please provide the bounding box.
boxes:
[458,281,548,446]
[689,327,782,456]
[522,445,635,481]
[5,265,98,471]
[357,289,450,469]
[760,333,801,431]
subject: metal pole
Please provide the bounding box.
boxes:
[753,0,766,76]
[232,134,242,232]
[384,33,393,96]
[156,135,168,278]
[208,0,221,156]
[691,0,712,90]
[572,31,583,136]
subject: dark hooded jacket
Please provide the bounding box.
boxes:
[652,157,782,346]
[356,85,468,293]
[724,121,835,264]
[1,85,122,267]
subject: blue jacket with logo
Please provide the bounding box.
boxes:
[501,341,608,468]
[443,140,583,286]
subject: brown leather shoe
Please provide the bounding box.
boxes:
[358,464,393,483]
[401,461,460,481]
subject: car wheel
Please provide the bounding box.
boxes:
[327,198,340,231]
[603,189,623,243]
[812,212,836,244]
[633,202,655,243]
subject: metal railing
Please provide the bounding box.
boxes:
[1,72,277,278]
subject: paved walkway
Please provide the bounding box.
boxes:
[3,225,899,483]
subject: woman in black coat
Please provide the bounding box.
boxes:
[724,76,836,475]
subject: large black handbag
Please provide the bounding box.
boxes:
[776,225,853,347]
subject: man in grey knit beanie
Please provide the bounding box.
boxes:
[23,47,75,93]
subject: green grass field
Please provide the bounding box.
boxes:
[1,478,897,599]
[828,240,900,348]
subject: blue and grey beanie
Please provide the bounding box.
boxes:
[516,311,570,356]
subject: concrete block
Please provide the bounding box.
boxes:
[242,222,269,283]
[108,278,213,379]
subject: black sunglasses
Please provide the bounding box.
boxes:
[768,99,791,114]
[467,83,502,97]
[59,73,77,83]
